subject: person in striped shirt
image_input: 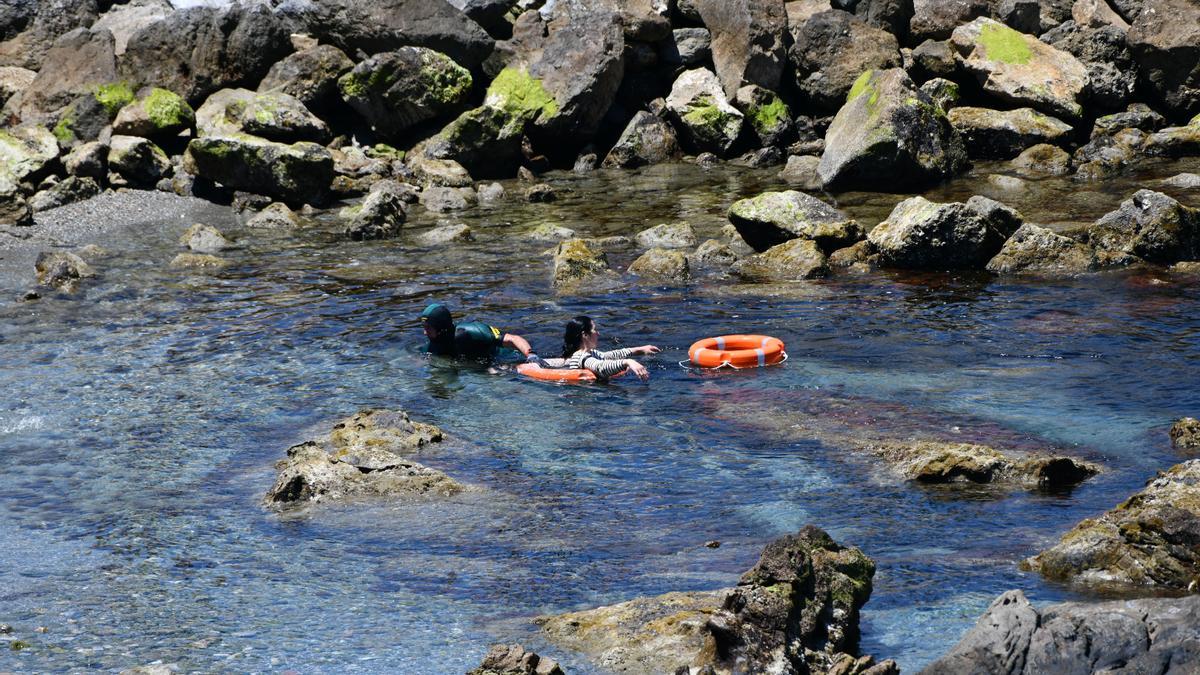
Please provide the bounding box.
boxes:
[543,315,660,380]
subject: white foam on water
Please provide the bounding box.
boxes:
[0,415,45,434]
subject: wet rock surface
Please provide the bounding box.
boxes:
[986,223,1098,276]
[728,190,863,253]
[539,526,895,675]
[921,590,1200,675]
[1026,460,1200,589]
[1172,418,1200,450]
[265,409,461,508]
[467,644,564,675]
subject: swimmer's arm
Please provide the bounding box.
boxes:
[501,332,534,357]
[581,355,633,379]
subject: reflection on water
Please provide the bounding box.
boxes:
[1,160,1199,672]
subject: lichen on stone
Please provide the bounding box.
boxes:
[485,67,558,123]
[143,88,192,130]
[751,95,789,134]
[977,23,1033,65]
[93,81,135,117]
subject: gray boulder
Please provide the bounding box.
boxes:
[539,526,894,675]
[0,173,32,226]
[28,176,100,213]
[184,135,334,206]
[1024,460,1200,590]
[693,0,788,99]
[818,68,968,191]
[63,141,107,179]
[1042,20,1137,112]
[409,155,473,188]
[246,202,302,230]
[735,84,794,147]
[0,66,34,109]
[950,18,1089,120]
[1087,189,1200,264]
[118,4,291,105]
[0,0,99,71]
[628,248,690,282]
[293,0,494,70]
[342,180,409,241]
[339,47,472,141]
[921,590,1200,675]
[910,39,958,81]
[196,88,328,143]
[689,238,741,270]
[0,125,59,183]
[789,9,902,113]
[778,154,822,190]
[635,222,697,249]
[1091,105,1166,137]
[414,223,473,245]
[729,190,863,253]
[35,250,95,290]
[601,111,680,168]
[257,44,354,110]
[10,28,118,121]
[90,0,172,58]
[910,0,990,40]
[665,67,745,156]
[733,238,830,280]
[180,223,230,254]
[947,106,1073,159]
[986,223,1098,275]
[660,27,711,69]
[467,644,564,675]
[264,409,461,507]
[868,195,1021,269]
[1127,0,1200,119]
[107,135,170,188]
[420,186,477,212]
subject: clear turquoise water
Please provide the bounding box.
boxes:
[2,162,1199,673]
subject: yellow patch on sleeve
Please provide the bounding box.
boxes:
[491,326,501,339]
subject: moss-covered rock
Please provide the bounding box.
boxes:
[342,180,408,241]
[113,87,195,138]
[1088,189,1200,265]
[1025,460,1200,589]
[729,190,863,253]
[107,135,170,188]
[35,250,95,290]
[666,68,744,157]
[735,84,793,147]
[818,69,968,191]
[184,134,334,206]
[868,195,1019,269]
[339,47,471,140]
[733,238,830,281]
[628,248,690,282]
[0,125,59,182]
[950,17,1088,120]
[986,224,1099,276]
[1172,418,1200,449]
[552,238,612,290]
[858,439,1100,486]
[948,106,1073,159]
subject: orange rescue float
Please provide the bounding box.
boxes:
[517,363,626,383]
[688,335,786,369]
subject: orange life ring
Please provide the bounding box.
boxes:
[517,363,626,383]
[688,335,785,368]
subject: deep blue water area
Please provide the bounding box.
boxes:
[2,162,1199,673]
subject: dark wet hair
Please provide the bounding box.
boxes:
[562,315,595,358]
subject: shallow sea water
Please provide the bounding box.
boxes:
[2,160,1200,673]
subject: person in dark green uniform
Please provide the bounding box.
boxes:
[420,303,542,363]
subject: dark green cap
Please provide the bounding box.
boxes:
[420,303,453,330]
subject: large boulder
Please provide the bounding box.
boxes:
[666,67,745,156]
[947,106,1073,159]
[29,175,100,213]
[693,0,788,99]
[552,238,613,291]
[1087,189,1200,264]
[735,85,794,148]
[868,195,1021,269]
[728,190,863,253]
[107,135,170,187]
[789,10,902,113]
[1042,20,1138,111]
[539,526,895,675]
[10,28,118,121]
[90,0,172,58]
[921,590,1200,674]
[184,135,334,206]
[257,44,354,110]
[818,68,968,192]
[264,409,461,507]
[1127,0,1200,119]
[0,0,99,70]
[986,223,1099,275]
[112,87,195,138]
[910,0,990,41]
[627,248,691,282]
[118,4,291,105]
[195,88,328,143]
[0,125,59,183]
[292,0,494,70]
[342,180,409,241]
[602,111,680,168]
[950,18,1089,120]
[338,47,472,141]
[733,238,831,281]
[1025,460,1200,590]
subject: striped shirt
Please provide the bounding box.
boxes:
[542,348,636,379]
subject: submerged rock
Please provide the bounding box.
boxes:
[265,409,460,507]
[1172,418,1200,449]
[634,222,697,249]
[857,439,1099,487]
[169,252,227,270]
[246,202,301,230]
[728,190,863,254]
[421,186,477,212]
[986,223,1098,276]
[868,195,1019,269]
[1025,459,1200,589]
[180,223,230,254]
[538,526,894,675]
[414,223,473,245]
[921,590,1200,675]
[818,68,968,192]
[1010,143,1071,176]
[1087,189,1200,265]
[950,17,1088,120]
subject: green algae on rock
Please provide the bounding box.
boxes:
[339,47,472,140]
[184,133,334,205]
